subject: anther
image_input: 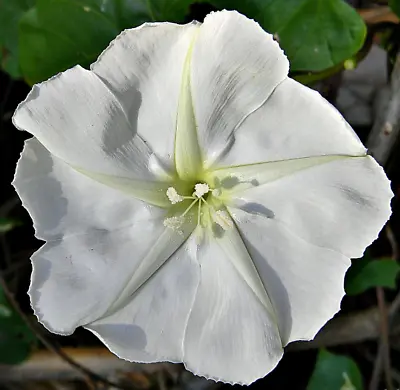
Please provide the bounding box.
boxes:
[163,216,184,230]
[166,187,184,204]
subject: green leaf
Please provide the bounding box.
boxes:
[0,0,34,49]
[389,0,400,17]
[345,256,400,295]
[102,0,152,28]
[209,0,366,72]
[0,0,34,77]
[2,51,23,79]
[145,0,193,22]
[0,286,37,364]
[18,0,194,84]
[79,0,193,26]
[307,349,363,390]
[19,0,119,84]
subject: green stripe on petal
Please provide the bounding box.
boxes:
[206,155,362,198]
[74,167,172,208]
[212,222,279,324]
[174,28,203,181]
[102,219,196,318]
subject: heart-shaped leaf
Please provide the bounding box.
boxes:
[18,0,194,84]
[307,349,363,390]
[210,0,366,72]
[0,0,34,77]
[345,255,400,296]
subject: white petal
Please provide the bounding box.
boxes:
[92,22,199,169]
[191,10,289,166]
[228,207,351,346]
[217,78,367,167]
[13,139,191,334]
[183,228,283,385]
[13,66,157,180]
[229,156,392,260]
[86,233,201,363]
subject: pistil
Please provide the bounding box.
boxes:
[163,184,233,234]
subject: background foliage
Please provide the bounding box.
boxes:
[1,0,367,83]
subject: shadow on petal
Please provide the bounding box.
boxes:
[241,239,292,345]
[100,79,142,152]
[338,185,374,208]
[211,222,225,238]
[28,256,52,331]
[237,202,275,219]
[14,139,68,240]
[89,323,148,351]
[220,176,240,189]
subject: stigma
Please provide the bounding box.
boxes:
[193,183,209,198]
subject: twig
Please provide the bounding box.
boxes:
[358,6,399,25]
[0,196,21,273]
[392,368,400,387]
[0,232,18,292]
[367,52,400,165]
[369,287,393,390]
[0,257,30,277]
[0,348,177,382]
[1,306,395,381]
[368,222,398,390]
[157,371,167,390]
[390,291,400,318]
[0,273,136,390]
[289,305,400,351]
[386,225,399,261]
[365,35,400,388]
[364,348,400,387]
[387,223,400,317]
[368,225,398,390]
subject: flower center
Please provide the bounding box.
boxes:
[163,182,233,234]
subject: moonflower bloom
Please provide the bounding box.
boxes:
[12,10,392,385]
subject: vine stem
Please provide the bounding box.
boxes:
[0,272,136,390]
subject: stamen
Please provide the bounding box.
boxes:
[212,209,233,230]
[193,183,210,198]
[198,197,202,226]
[164,198,199,232]
[166,187,184,204]
[164,183,224,233]
[182,198,199,217]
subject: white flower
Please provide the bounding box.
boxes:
[12,10,392,385]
